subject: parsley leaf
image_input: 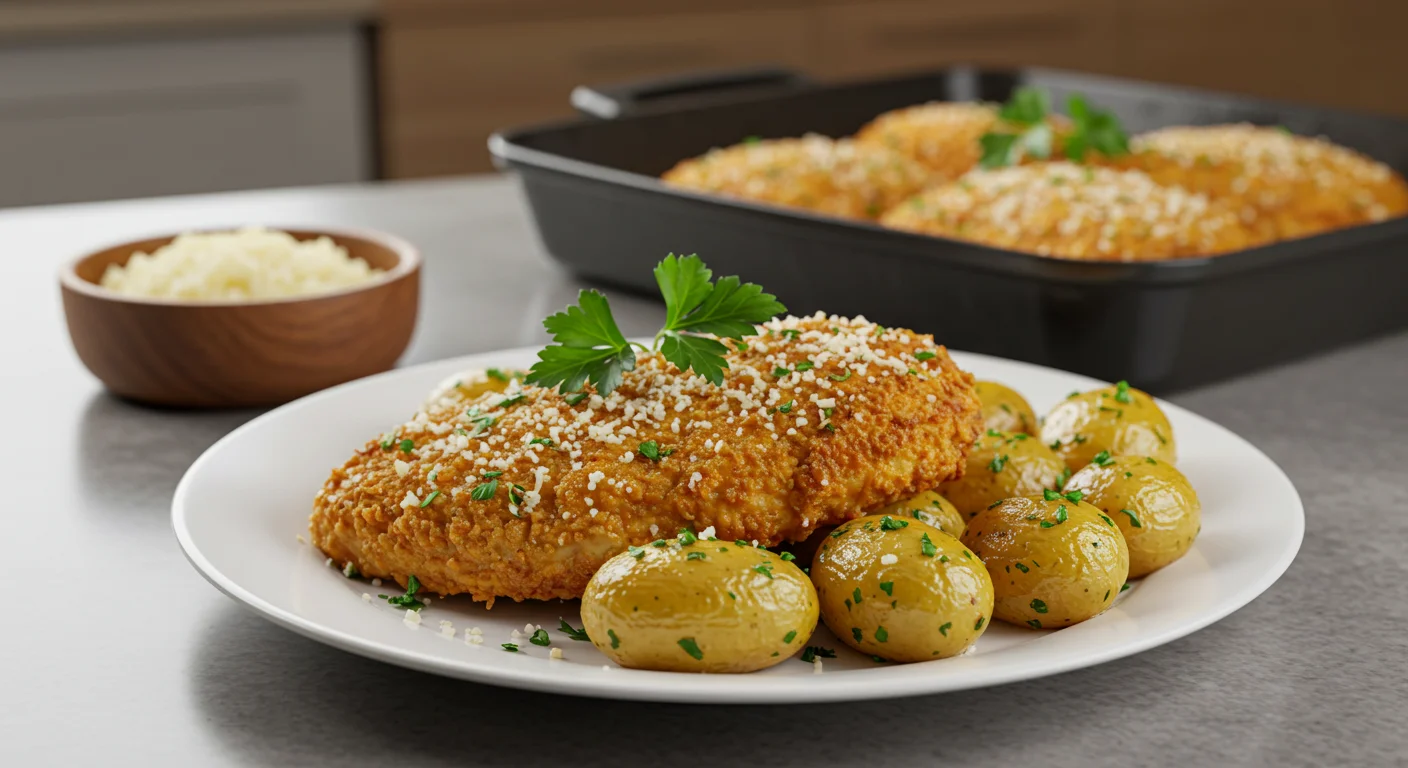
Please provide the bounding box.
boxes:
[653,255,785,384]
[384,574,425,611]
[470,479,498,501]
[979,132,1022,169]
[658,334,732,386]
[1065,94,1129,162]
[558,619,591,642]
[638,440,674,462]
[678,637,704,660]
[980,86,1052,168]
[525,289,636,395]
[999,86,1050,124]
[527,254,785,396]
[800,646,836,663]
[982,87,1126,168]
[655,252,715,331]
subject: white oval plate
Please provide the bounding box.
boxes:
[174,347,1303,703]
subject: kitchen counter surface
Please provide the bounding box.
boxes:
[2,176,1405,767]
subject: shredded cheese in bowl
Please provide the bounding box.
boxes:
[99,227,385,301]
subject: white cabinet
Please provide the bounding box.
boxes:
[0,23,372,207]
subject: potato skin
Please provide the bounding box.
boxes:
[1064,455,1200,578]
[876,489,966,538]
[939,431,1068,518]
[961,496,1128,629]
[1041,383,1176,470]
[812,514,993,662]
[580,537,818,673]
[974,381,1038,435]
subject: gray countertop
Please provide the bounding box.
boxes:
[3,176,1406,767]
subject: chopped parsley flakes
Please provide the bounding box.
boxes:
[638,440,674,462]
[677,637,704,660]
[920,533,938,558]
[383,574,425,611]
[800,646,836,663]
[558,619,590,642]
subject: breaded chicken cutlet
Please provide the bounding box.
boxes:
[1116,124,1408,240]
[311,315,983,604]
[880,162,1259,261]
[661,134,933,220]
[854,101,1073,183]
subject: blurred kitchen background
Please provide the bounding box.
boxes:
[2,0,1401,209]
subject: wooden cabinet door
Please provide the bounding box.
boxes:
[381,7,813,177]
[811,0,1119,81]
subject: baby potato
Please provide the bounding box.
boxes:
[975,380,1038,435]
[876,489,966,538]
[962,495,1129,629]
[938,430,1068,519]
[1041,381,1176,470]
[812,514,993,662]
[429,368,520,407]
[580,534,818,673]
[1064,453,1201,578]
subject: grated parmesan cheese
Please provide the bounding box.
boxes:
[99,227,383,301]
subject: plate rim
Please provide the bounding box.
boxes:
[172,346,1304,703]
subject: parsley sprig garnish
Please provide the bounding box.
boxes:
[524,255,785,397]
[979,87,1128,168]
[980,87,1054,169]
[1064,94,1129,162]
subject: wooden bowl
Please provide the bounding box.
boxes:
[60,227,420,408]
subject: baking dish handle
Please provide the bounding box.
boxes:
[570,67,812,119]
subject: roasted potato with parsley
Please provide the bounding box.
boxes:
[974,381,1038,435]
[1063,453,1200,578]
[1041,381,1176,470]
[580,533,818,673]
[938,430,1068,518]
[876,489,966,538]
[812,514,993,662]
[428,367,521,406]
[962,495,1129,629]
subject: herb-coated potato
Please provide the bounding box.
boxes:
[961,495,1129,629]
[876,489,967,538]
[580,535,818,673]
[1064,454,1200,578]
[812,514,993,662]
[431,368,520,406]
[975,380,1038,435]
[938,430,1068,518]
[1040,381,1176,470]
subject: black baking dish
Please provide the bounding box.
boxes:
[490,66,1408,392]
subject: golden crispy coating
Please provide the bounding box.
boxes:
[854,101,1073,183]
[1116,124,1408,240]
[880,162,1260,261]
[661,134,933,220]
[311,315,982,604]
